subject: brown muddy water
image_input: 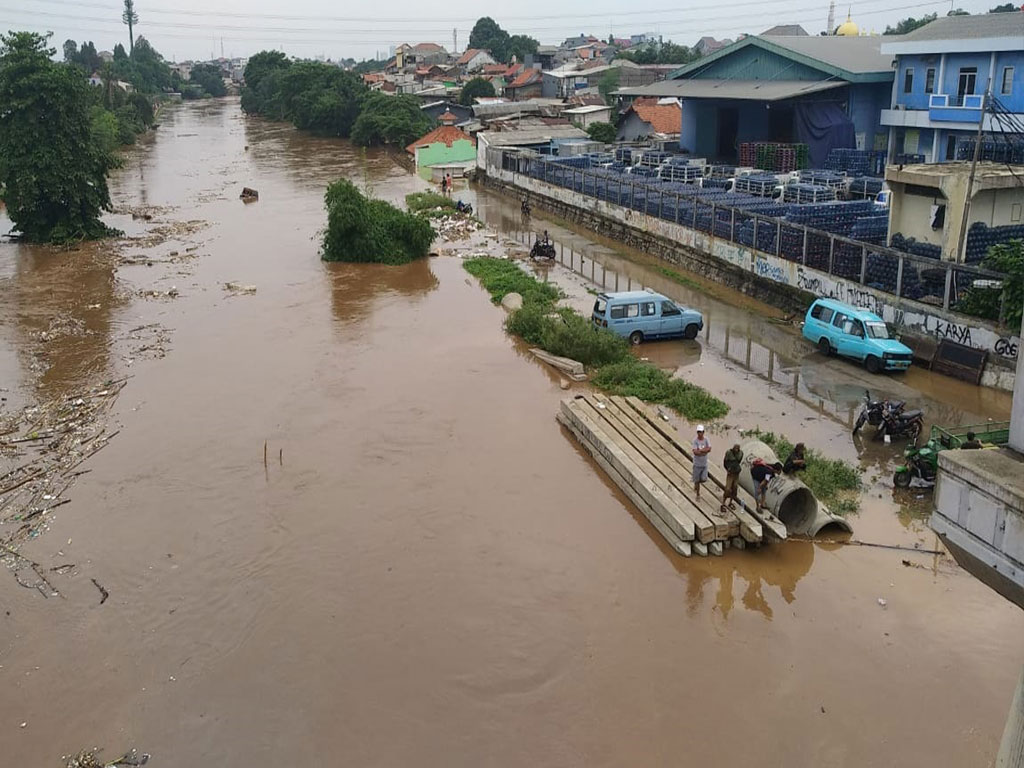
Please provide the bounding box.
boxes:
[1,98,1022,767]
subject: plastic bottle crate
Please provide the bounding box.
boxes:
[734,174,780,197]
[783,184,837,204]
[847,176,884,199]
[966,221,1024,264]
[798,170,847,189]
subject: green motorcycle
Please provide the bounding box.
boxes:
[893,438,939,488]
[893,421,1011,488]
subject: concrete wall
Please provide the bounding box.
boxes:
[972,187,1024,228]
[887,183,945,246]
[485,164,1020,389]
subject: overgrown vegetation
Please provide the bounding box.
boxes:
[460,77,495,106]
[585,121,616,144]
[0,32,117,242]
[462,257,729,421]
[352,92,434,147]
[467,17,538,64]
[322,179,435,264]
[748,429,862,515]
[955,240,1024,330]
[241,53,434,146]
[405,191,456,213]
[616,41,699,66]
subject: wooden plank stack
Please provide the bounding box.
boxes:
[557,394,786,556]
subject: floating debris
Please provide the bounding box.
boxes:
[64,748,150,767]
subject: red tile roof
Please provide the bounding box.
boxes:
[406,124,475,155]
[504,62,523,78]
[507,69,541,89]
[481,63,507,75]
[629,97,682,135]
[412,42,445,53]
[456,48,486,65]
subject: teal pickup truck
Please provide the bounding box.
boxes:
[802,298,913,374]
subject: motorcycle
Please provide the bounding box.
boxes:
[530,237,556,260]
[893,437,939,487]
[878,401,924,442]
[455,200,473,215]
[852,390,905,435]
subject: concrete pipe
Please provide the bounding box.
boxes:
[738,439,853,536]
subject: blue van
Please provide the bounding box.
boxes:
[592,290,703,345]
[802,298,913,373]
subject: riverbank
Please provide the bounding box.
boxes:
[1,98,1022,767]
[480,164,1019,392]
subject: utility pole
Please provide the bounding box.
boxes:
[220,37,224,59]
[954,90,989,264]
[453,28,457,54]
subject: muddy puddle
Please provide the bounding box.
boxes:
[1,98,1022,767]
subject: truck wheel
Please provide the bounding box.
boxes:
[683,324,699,340]
[629,331,644,346]
[818,337,832,356]
[894,471,912,488]
[865,355,881,374]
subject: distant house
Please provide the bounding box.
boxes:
[563,104,613,128]
[98,50,113,63]
[616,97,682,141]
[505,68,543,101]
[406,111,477,172]
[457,48,496,74]
[694,36,731,56]
[87,72,134,93]
[396,42,449,69]
[760,24,809,36]
[88,72,103,87]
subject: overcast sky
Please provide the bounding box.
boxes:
[4,0,1003,62]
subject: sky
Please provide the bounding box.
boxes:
[2,0,1006,63]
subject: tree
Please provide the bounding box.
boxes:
[189,62,227,97]
[586,121,617,143]
[507,34,539,62]
[598,68,621,105]
[123,0,138,54]
[617,41,698,65]
[947,8,970,15]
[351,92,434,147]
[0,32,116,242]
[113,43,127,61]
[322,178,434,264]
[884,13,938,34]
[63,39,78,64]
[241,50,290,114]
[469,16,514,62]
[989,3,1018,10]
[122,37,170,93]
[460,76,495,105]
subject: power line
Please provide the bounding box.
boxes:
[10,0,950,33]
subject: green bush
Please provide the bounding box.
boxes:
[406,191,455,213]
[351,91,434,147]
[462,258,559,309]
[956,240,1024,330]
[541,310,630,367]
[747,429,862,514]
[593,359,730,422]
[505,305,552,345]
[322,179,435,264]
[585,121,616,144]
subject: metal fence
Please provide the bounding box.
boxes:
[487,147,1010,322]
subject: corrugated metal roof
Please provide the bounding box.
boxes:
[479,125,589,146]
[757,35,892,74]
[890,11,1024,42]
[616,78,846,101]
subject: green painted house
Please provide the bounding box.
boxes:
[405,111,477,170]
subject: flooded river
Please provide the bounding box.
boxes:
[1,98,1022,767]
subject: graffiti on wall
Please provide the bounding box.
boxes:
[755,257,788,284]
[794,267,884,315]
[995,337,1019,359]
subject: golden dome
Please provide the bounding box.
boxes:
[836,13,859,35]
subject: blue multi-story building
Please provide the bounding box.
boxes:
[881,12,1024,162]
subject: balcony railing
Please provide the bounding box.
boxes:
[929,93,984,122]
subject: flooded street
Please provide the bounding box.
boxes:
[1,98,1022,766]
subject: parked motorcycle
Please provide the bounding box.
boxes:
[893,438,939,488]
[852,390,905,435]
[531,236,556,260]
[879,402,924,442]
[455,200,473,215]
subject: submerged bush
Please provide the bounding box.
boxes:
[462,257,559,309]
[405,191,455,213]
[592,359,729,422]
[322,179,435,264]
[462,257,730,422]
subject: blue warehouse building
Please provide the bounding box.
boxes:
[617,34,894,167]
[880,12,1024,163]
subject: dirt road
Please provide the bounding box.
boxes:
[1,98,1021,767]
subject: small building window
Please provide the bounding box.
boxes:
[1002,66,1014,96]
[904,68,914,94]
[925,68,935,94]
[957,67,977,103]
